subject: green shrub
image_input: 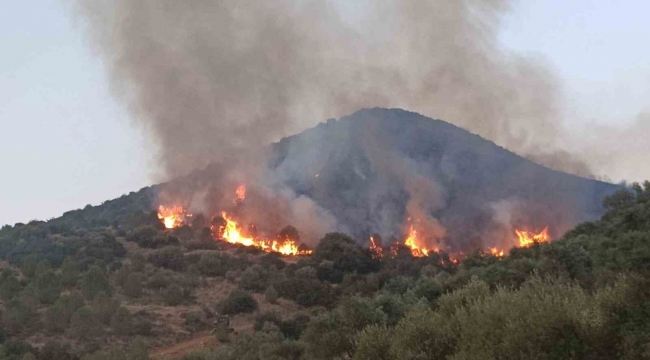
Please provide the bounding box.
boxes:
[69,307,103,339]
[217,289,258,315]
[184,311,207,333]
[123,272,144,298]
[148,247,184,271]
[82,266,111,299]
[163,283,185,306]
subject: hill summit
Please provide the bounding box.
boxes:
[263,108,619,249]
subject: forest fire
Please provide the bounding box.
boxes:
[157,205,192,229]
[234,184,246,204]
[218,211,311,256]
[369,236,383,259]
[488,247,505,257]
[404,226,439,257]
[516,227,550,247]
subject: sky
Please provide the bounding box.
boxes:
[1,1,649,226]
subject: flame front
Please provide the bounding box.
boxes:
[516,227,550,247]
[404,226,438,257]
[488,247,504,257]
[157,205,190,229]
[219,211,311,256]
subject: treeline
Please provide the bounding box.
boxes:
[185,182,650,360]
[0,182,649,359]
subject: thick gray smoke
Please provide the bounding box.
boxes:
[74,0,579,179]
[73,0,642,247]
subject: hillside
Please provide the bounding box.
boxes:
[266,108,620,247]
[0,109,641,360]
[16,108,619,251]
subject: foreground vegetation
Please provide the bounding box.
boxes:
[0,182,649,359]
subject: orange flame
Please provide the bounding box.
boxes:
[219,211,311,256]
[515,227,550,247]
[157,205,191,229]
[404,226,438,257]
[369,236,384,259]
[234,184,246,204]
[488,247,504,257]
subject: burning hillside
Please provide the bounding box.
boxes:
[158,185,312,256]
[153,109,619,257]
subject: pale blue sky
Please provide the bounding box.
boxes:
[1,1,649,225]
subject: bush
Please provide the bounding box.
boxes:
[184,311,207,333]
[110,307,134,336]
[69,307,103,339]
[90,293,120,325]
[0,274,21,300]
[265,285,279,304]
[2,298,37,335]
[274,278,338,307]
[82,266,111,299]
[123,272,145,298]
[40,340,75,360]
[239,265,269,292]
[197,253,244,277]
[0,340,35,360]
[217,289,258,315]
[43,292,85,333]
[163,283,185,306]
[148,247,184,271]
[353,325,393,360]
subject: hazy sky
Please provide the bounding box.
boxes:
[1,1,649,226]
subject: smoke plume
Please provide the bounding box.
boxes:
[73,0,645,247]
[73,0,581,179]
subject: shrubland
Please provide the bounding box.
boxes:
[0,182,650,359]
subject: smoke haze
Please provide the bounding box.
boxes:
[74,0,595,179]
[72,0,647,247]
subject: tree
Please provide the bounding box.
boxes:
[60,257,80,287]
[91,293,120,325]
[69,307,103,339]
[148,247,184,271]
[217,290,258,315]
[35,270,62,304]
[44,292,86,333]
[0,274,21,300]
[353,325,394,360]
[163,283,185,306]
[82,266,111,299]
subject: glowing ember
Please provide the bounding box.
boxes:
[369,236,384,259]
[219,211,311,256]
[157,205,191,229]
[488,247,504,257]
[234,184,246,204]
[404,226,438,257]
[516,227,550,247]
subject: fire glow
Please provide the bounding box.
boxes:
[367,226,551,260]
[404,226,438,257]
[516,227,550,247]
[369,236,383,259]
[234,185,246,204]
[488,247,505,257]
[158,184,312,256]
[219,211,311,256]
[157,205,191,229]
